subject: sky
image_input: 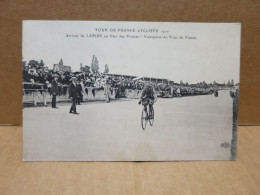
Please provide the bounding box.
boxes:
[23,21,241,84]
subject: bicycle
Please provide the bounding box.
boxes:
[141,99,154,130]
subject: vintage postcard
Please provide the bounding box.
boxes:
[22,21,240,161]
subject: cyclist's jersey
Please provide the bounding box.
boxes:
[141,83,156,100]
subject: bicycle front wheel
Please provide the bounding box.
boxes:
[141,109,148,130]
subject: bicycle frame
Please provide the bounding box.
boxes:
[141,100,154,130]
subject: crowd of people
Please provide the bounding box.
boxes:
[23,67,145,98]
[22,64,217,100]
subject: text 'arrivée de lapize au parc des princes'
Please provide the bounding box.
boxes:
[65,28,197,40]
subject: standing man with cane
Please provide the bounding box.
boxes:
[69,77,79,114]
[50,74,59,108]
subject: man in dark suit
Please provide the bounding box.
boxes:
[50,74,59,108]
[76,79,83,105]
[69,77,79,114]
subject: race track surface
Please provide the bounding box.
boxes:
[23,90,233,161]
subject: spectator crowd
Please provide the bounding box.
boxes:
[23,62,218,99]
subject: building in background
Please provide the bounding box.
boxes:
[53,59,71,72]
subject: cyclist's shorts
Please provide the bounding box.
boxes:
[141,99,149,106]
[141,98,154,106]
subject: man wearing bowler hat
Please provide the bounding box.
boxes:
[69,77,79,114]
[50,74,59,108]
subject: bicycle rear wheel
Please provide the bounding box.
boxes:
[149,106,154,126]
[141,109,148,130]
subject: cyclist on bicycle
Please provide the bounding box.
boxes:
[138,82,157,115]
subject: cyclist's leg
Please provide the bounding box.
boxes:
[141,105,148,121]
[148,103,153,118]
[148,103,151,111]
[143,104,147,112]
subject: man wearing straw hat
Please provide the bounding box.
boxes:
[69,77,79,114]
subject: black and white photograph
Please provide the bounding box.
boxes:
[22,21,241,161]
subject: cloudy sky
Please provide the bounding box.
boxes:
[23,21,241,84]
